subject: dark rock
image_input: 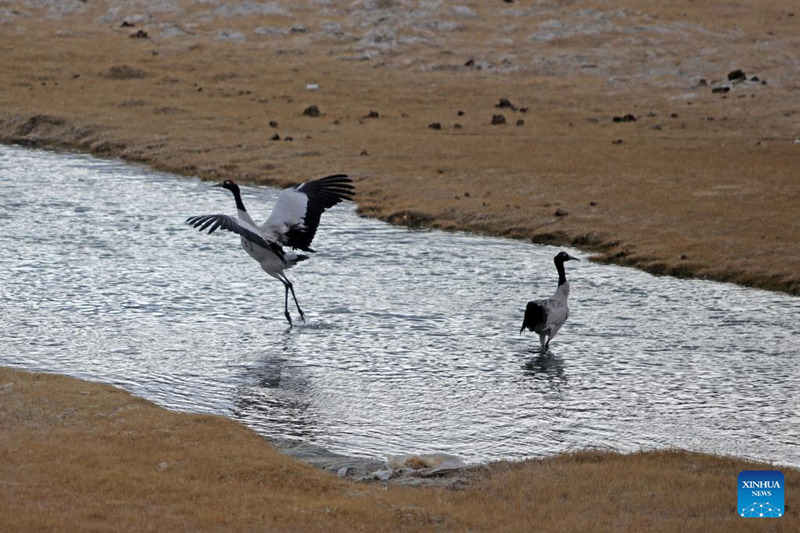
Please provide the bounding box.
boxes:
[495,98,515,109]
[750,76,759,82]
[428,122,442,130]
[366,110,379,118]
[589,201,597,206]
[554,208,569,217]
[613,114,636,123]
[284,136,293,141]
[491,114,506,125]
[453,123,462,129]
[712,86,730,94]
[129,30,149,39]
[303,105,321,117]
[457,110,465,116]
[360,150,369,156]
[519,107,528,113]
[670,113,679,118]
[727,69,747,81]
[271,133,280,140]
[464,58,475,67]
[269,120,278,128]
[516,119,524,126]
[612,139,623,145]
[120,21,135,28]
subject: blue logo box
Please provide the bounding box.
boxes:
[738,470,784,518]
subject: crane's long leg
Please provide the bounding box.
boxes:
[279,274,305,323]
[281,279,293,326]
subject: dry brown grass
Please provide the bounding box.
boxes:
[0,1,798,294]
[2,367,797,532]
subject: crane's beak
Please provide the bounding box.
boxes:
[212,182,224,188]
[568,254,581,261]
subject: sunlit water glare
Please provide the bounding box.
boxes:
[1,145,798,467]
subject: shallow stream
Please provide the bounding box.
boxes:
[1,145,797,467]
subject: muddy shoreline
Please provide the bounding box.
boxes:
[1,0,798,296]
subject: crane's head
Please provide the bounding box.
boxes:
[214,180,240,194]
[554,251,580,264]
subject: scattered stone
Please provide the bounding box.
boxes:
[727,69,747,82]
[612,139,623,144]
[612,114,636,123]
[197,87,202,92]
[120,21,135,28]
[428,122,442,130]
[269,120,278,128]
[589,201,597,206]
[712,86,730,94]
[270,133,280,140]
[464,192,471,197]
[129,29,149,39]
[360,150,369,156]
[519,107,529,113]
[453,123,462,129]
[554,208,569,217]
[333,119,340,125]
[697,78,708,86]
[366,110,379,118]
[516,119,524,126]
[496,98,514,109]
[491,114,506,125]
[750,76,759,82]
[651,124,662,131]
[464,58,475,67]
[457,110,465,116]
[284,136,293,141]
[303,105,320,117]
[680,254,688,260]
[670,113,679,118]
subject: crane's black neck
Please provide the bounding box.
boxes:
[230,186,247,212]
[555,259,567,286]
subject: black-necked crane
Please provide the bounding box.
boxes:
[520,251,580,350]
[186,175,354,326]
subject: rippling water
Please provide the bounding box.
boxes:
[1,145,798,467]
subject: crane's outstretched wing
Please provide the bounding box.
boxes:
[186,214,278,253]
[262,174,354,252]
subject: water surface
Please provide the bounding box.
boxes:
[1,145,797,467]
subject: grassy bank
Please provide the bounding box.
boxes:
[0,0,798,294]
[1,367,796,532]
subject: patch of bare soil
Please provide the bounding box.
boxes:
[0,1,798,294]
